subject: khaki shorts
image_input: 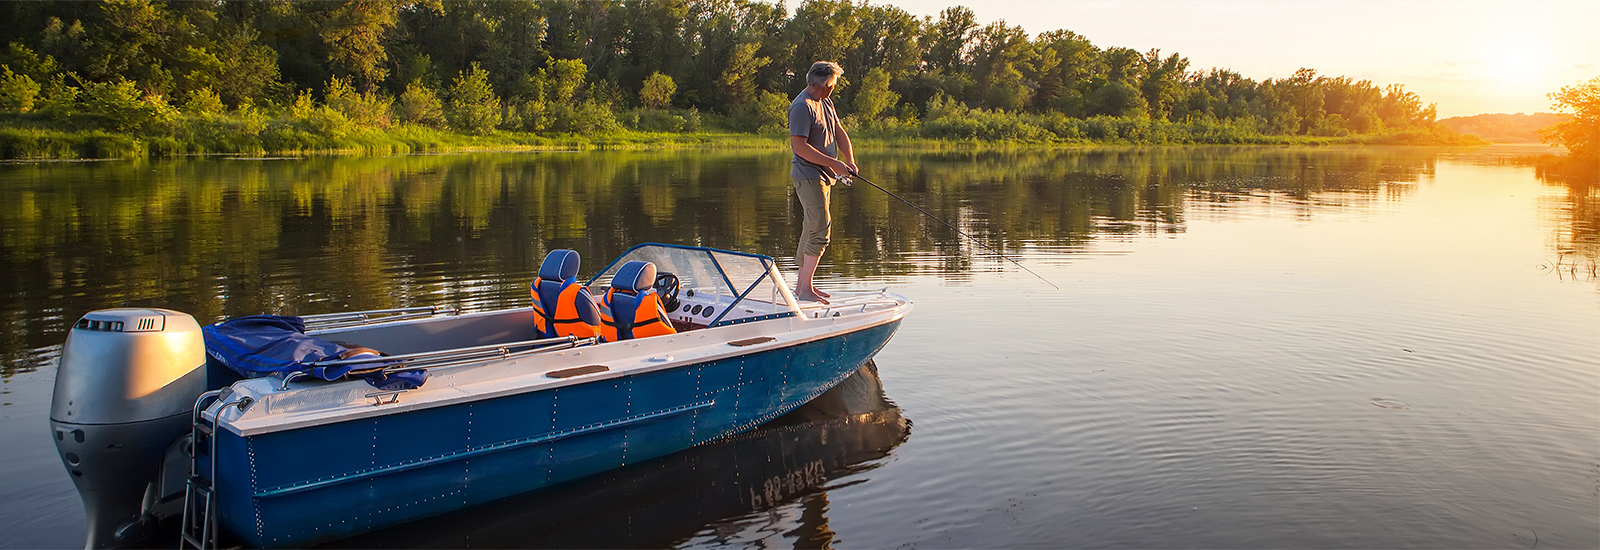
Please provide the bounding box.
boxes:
[793,177,831,257]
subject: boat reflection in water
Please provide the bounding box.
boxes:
[323,361,909,548]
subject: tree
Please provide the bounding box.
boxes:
[1088,80,1146,118]
[397,79,445,127]
[969,21,1033,111]
[788,0,860,71]
[320,0,400,92]
[639,71,675,109]
[1032,30,1099,115]
[447,62,501,133]
[847,4,921,86]
[719,41,771,106]
[852,67,899,120]
[1139,49,1188,121]
[923,6,976,72]
[543,58,587,105]
[1541,76,1600,160]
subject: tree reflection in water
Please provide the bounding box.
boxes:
[0,148,1461,376]
[319,362,908,549]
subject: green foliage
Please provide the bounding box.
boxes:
[324,75,393,128]
[182,87,224,116]
[0,127,139,159]
[853,68,900,120]
[320,0,400,92]
[397,80,445,128]
[1089,81,1147,118]
[551,100,620,134]
[639,72,676,110]
[1541,77,1599,160]
[543,59,586,105]
[79,78,179,133]
[0,0,1478,157]
[0,66,41,113]
[629,107,703,133]
[446,63,501,134]
[728,90,788,133]
[718,42,770,106]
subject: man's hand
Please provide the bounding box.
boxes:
[843,160,858,175]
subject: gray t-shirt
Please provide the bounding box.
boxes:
[789,89,841,181]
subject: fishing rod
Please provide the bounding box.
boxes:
[840,170,1060,290]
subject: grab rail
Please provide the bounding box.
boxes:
[301,306,459,330]
[279,336,598,390]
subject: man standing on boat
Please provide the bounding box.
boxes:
[789,60,856,304]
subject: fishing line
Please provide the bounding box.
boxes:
[841,171,1060,290]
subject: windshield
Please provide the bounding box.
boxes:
[585,244,799,325]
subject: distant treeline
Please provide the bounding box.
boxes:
[1438,113,1571,144]
[0,1,1478,158]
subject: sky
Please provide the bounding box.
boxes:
[885,0,1599,118]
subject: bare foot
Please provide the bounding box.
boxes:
[795,290,831,304]
[811,286,831,298]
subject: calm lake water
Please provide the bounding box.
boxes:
[1,146,1595,548]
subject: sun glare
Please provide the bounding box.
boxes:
[1477,27,1557,89]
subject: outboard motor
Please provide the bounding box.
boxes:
[51,308,208,548]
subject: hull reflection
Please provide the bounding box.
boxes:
[323,361,910,548]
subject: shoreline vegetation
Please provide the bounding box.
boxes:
[0,1,1574,161]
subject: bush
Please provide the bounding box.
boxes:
[79,79,179,133]
[728,90,787,133]
[397,80,445,127]
[446,63,501,134]
[921,107,1051,142]
[551,99,619,134]
[182,87,225,116]
[640,72,676,109]
[506,97,550,131]
[324,76,393,128]
[632,108,687,132]
[0,65,40,113]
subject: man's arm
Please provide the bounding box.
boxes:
[791,135,849,175]
[835,123,857,175]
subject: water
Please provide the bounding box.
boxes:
[1,146,1595,548]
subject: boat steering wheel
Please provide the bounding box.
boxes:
[653,272,680,312]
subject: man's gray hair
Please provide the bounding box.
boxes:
[806,61,843,87]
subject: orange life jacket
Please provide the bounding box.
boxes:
[600,288,676,342]
[531,277,600,339]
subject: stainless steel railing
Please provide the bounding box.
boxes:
[279,335,598,390]
[300,306,459,331]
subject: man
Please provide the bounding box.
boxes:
[788,60,857,304]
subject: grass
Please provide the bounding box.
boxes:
[0,110,1485,160]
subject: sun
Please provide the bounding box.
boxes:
[1477,26,1557,90]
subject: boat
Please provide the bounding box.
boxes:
[48,243,911,548]
[325,361,910,549]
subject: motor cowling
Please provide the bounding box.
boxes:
[51,308,208,549]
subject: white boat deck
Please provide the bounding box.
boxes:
[209,289,911,437]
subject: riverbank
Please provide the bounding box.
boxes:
[0,112,1485,160]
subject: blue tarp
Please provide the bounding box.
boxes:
[202,315,426,390]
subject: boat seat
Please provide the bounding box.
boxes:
[600,261,676,342]
[530,249,601,339]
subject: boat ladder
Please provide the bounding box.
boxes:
[180,390,250,550]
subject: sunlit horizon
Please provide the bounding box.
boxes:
[886,0,1598,118]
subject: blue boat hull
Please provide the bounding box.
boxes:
[206,319,902,547]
